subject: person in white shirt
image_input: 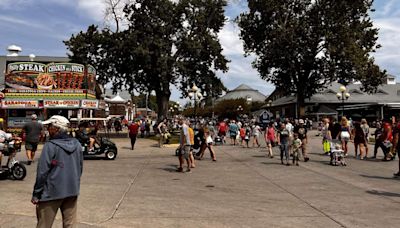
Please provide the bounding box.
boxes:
[177,118,191,173]
[252,123,261,147]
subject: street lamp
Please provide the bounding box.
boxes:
[169,107,174,117]
[237,105,244,120]
[188,84,203,117]
[336,85,351,117]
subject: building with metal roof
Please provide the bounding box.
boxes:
[216,84,267,103]
[265,75,400,121]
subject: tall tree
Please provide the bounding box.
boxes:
[237,0,386,117]
[65,0,228,120]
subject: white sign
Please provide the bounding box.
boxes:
[44,100,80,108]
[1,100,39,109]
[81,100,98,109]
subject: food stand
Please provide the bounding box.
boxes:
[1,62,101,132]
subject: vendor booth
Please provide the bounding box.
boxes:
[1,62,102,132]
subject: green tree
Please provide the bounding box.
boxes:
[64,0,229,120]
[213,98,250,119]
[237,0,386,117]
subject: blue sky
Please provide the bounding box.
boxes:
[1,0,399,102]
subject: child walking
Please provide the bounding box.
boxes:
[292,133,302,166]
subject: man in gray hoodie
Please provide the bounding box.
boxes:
[31,115,83,228]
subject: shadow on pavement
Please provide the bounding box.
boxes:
[366,190,400,197]
[252,155,267,158]
[83,156,106,160]
[261,162,284,166]
[308,159,331,166]
[360,174,400,180]
[158,167,178,172]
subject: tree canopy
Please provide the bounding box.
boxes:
[64,0,229,120]
[237,0,386,116]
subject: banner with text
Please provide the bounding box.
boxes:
[5,62,95,93]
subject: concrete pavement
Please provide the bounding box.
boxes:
[0,132,399,228]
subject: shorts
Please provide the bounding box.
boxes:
[179,145,190,159]
[230,134,237,139]
[25,142,38,152]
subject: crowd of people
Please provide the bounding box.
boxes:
[160,116,313,172]
[3,113,400,227]
[320,116,400,176]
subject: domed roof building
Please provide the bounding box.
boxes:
[216,84,267,103]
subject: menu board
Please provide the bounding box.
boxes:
[44,100,80,108]
[5,62,91,91]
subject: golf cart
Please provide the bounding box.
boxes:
[70,118,118,160]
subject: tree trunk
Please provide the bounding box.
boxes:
[155,90,171,121]
[297,93,306,119]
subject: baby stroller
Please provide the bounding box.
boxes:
[214,136,223,145]
[330,140,346,166]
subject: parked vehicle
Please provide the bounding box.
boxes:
[0,136,26,180]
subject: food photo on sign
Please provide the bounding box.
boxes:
[5,62,88,90]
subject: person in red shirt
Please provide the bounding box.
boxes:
[128,121,139,150]
[218,120,227,144]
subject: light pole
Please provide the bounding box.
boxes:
[169,107,174,118]
[237,105,243,120]
[336,85,351,117]
[188,84,203,117]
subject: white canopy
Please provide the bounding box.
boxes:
[107,94,127,103]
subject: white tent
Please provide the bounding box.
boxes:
[106,94,127,103]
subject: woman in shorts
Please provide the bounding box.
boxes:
[340,117,351,156]
[264,122,275,158]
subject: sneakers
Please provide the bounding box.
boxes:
[304,157,310,162]
[27,160,32,165]
[176,167,183,172]
[186,168,191,173]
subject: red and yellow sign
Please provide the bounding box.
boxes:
[4,62,96,99]
[44,100,80,108]
[81,100,98,109]
[1,100,39,109]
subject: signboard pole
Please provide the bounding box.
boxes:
[84,66,88,99]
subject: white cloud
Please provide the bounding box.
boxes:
[218,21,244,56]
[77,0,107,22]
[373,17,400,76]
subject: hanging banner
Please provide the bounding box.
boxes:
[5,62,92,92]
[81,100,98,109]
[1,100,39,109]
[44,100,80,108]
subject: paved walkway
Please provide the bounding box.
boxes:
[0,132,399,227]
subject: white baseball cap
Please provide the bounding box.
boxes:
[31,114,38,120]
[299,119,304,124]
[42,115,70,128]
